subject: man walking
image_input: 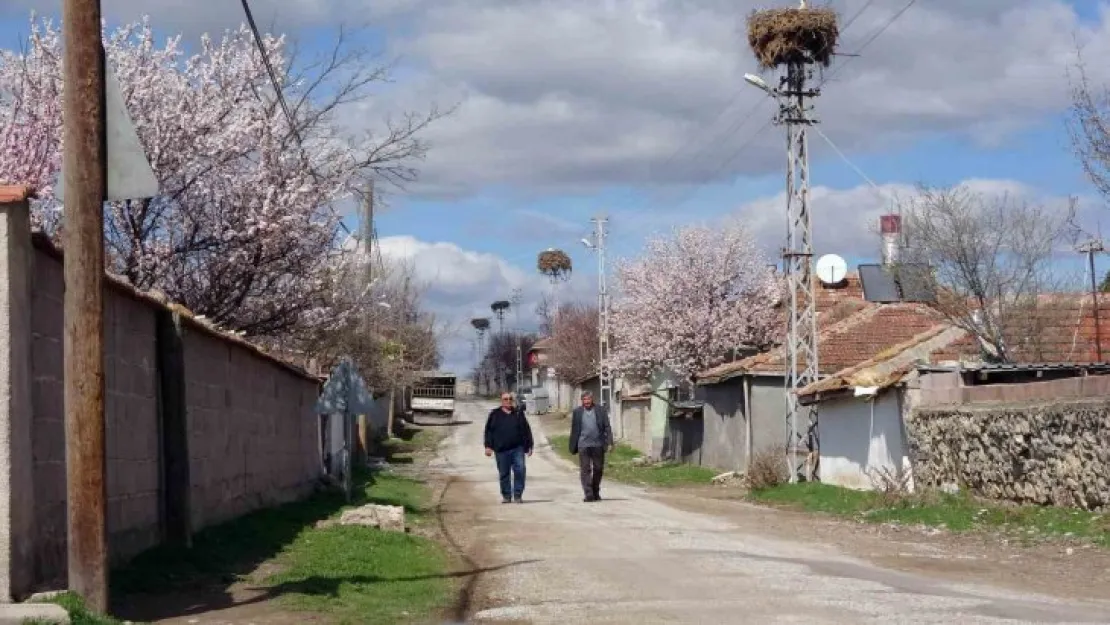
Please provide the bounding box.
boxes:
[484,391,534,503]
[569,391,614,502]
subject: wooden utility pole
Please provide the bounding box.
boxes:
[63,0,108,612]
[357,182,374,458]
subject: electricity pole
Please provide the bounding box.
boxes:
[63,0,108,611]
[511,288,523,394]
[357,181,374,461]
[360,180,374,287]
[583,215,612,410]
[779,61,821,483]
[745,55,821,482]
[1079,240,1105,361]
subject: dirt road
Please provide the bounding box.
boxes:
[434,400,1110,624]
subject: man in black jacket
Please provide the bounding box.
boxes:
[568,391,614,502]
[484,391,534,503]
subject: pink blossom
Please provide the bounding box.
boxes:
[610,219,781,381]
[0,15,440,338]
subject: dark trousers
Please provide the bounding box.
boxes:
[494,447,526,499]
[578,446,605,497]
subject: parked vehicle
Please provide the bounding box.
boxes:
[411,371,456,417]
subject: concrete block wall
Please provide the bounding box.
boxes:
[184,331,319,530]
[9,217,323,595]
[30,250,162,587]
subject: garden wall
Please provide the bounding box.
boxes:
[0,191,323,598]
[907,398,1110,510]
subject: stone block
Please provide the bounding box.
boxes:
[335,504,406,532]
[0,602,69,624]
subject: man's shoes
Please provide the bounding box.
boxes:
[593,492,602,501]
[501,497,512,504]
[513,496,523,503]
[583,495,596,502]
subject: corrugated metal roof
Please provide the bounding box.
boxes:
[796,325,966,404]
[917,361,1110,373]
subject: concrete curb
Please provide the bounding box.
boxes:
[0,602,70,624]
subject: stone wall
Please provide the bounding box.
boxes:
[907,399,1110,510]
[18,234,323,592]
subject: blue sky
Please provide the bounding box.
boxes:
[4,0,1110,371]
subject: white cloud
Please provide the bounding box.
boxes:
[371,176,1095,371]
[376,235,595,373]
[602,177,1098,263]
[7,0,1106,197]
[394,0,1110,194]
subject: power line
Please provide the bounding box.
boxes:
[240,0,301,145]
[654,0,883,197]
[660,0,919,212]
[238,0,354,235]
[811,126,883,196]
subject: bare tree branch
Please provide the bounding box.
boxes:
[902,184,1078,362]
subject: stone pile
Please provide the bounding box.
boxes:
[906,399,1110,510]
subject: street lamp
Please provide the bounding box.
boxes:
[744,73,778,98]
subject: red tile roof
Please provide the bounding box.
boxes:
[796,324,966,401]
[695,272,871,383]
[697,302,946,383]
[0,185,35,203]
[929,294,1110,364]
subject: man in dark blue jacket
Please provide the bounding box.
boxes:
[484,391,534,503]
[569,391,614,502]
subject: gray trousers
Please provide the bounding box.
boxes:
[578,446,606,496]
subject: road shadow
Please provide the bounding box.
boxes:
[517,499,554,504]
[110,455,429,621]
[416,419,474,427]
[115,559,541,622]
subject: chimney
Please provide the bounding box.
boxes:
[880,214,901,266]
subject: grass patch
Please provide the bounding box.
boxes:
[25,592,124,625]
[548,434,718,487]
[268,520,451,624]
[750,482,1110,547]
[114,465,453,624]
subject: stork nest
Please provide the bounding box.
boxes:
[491,300,511,312]
[537,249,572,276]
[747,7,839,69]
[471,317,490,331]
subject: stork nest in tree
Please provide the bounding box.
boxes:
[747,7,839,69]
[471,318,490,331]
[537,249,573,276]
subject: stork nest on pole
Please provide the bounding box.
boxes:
[471,317,490,331]
[747,7,839,69]
[537,249,573,278]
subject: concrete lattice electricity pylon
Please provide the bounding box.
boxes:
[581,215,612,410]
[745,1,839,482]
[510,288,524,393]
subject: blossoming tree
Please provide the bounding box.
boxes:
[609,219,781,382]
[0,16,446,337]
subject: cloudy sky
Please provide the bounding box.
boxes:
[5,0,1110,373]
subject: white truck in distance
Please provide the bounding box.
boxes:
[410,372,457,417]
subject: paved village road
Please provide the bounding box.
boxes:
[432,400,1110,625]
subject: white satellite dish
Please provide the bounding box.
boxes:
[816,253,848,285]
